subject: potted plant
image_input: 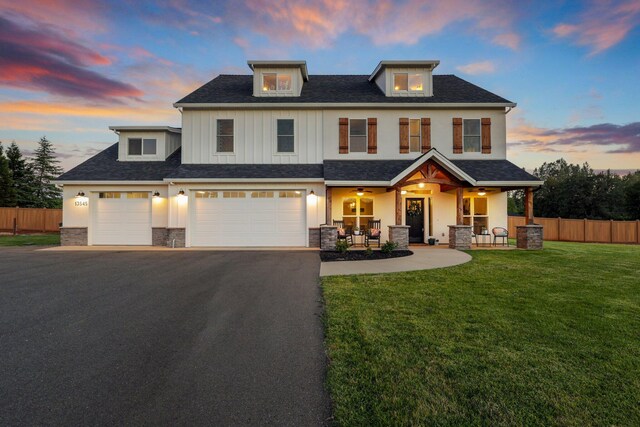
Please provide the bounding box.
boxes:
[428,237,439,245]
[353,226,360,235]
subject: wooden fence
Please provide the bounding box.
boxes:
[0,207,62,233]
[508,216,640,244]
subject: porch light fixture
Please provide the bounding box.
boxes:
[75,191,85,198]
[178,190,185,196]
[478,188,486,196]
[401,190,407,195]
[418,183,425,188]
[356,187,365,196]
[309,190,315,196]
[152,191,160,198]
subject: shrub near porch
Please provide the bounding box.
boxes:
[322,241,640,425]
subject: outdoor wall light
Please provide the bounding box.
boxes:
[152,191,160,198]
[178,190,185,196]
[75,191,85,198]
[309,190,315,196]
[478,188,487,196]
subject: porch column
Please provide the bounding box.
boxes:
[325,186,332,225]
[524,187,534,224]
[456,187,464,225]
[395,187,402,225]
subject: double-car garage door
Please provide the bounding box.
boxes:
[190,190,306,247]
[90,190,306,247]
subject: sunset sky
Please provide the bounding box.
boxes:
[1,0,639,172]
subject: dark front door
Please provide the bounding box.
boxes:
[405,198,425,243]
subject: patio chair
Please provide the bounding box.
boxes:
[333,220,353,246]
[364,219,382,248]
[492,227,509,246]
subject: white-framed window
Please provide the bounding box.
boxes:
[195,191,218,198]
[410,119,421,152]
[342,197,374,228]
[262,73,292,92]
[277,119,295,153]
[349,119,367,153]
[394,73,424,92]
[463,119,481,153]
[463,197,488,234]
[128,138,156,156]
[217,119,234,153]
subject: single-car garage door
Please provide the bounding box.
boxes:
[92,192,152,245]
[190,190,306,247]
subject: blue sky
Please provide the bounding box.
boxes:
[1,0,639,171]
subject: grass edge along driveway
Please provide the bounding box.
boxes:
[322,241,640,426]
[0,234,60,246]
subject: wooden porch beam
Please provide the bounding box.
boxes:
[395,188,402,225]
[326,187,332,225]
[456,187,464,225]
[525,187,534,225]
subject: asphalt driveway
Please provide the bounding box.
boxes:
[0,248,330,426]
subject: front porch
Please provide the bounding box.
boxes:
[322,150,543,250]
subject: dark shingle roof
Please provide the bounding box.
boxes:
[450,160,539,182]
[324,160,412,181]
[323,159,539,183]
[170,163,323,179]
[57,144,323,181]
[57,144,182,181]
[176,75,512,105]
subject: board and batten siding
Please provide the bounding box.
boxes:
[181,110,324,164]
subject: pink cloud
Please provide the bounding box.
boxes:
[0,15,142,100]
[456,61,496,75]
[0,0,109,32]
[228,0,521,50]
[552,0,640,55]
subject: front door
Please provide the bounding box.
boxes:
[405,198,425,243]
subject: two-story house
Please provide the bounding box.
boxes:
[56,59,542,248]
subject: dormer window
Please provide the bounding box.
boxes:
[393,73,424,92]
[262,73,292,92]
[128,138,156,156]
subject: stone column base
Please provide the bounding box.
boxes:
[167,228,186,248]
[448,225,472,250]
[517,225,543,250]
[388,225,410,250]
[320,225,337,251]
[308,228,320,248]
[60,227,87,246]
[152,228,169,246]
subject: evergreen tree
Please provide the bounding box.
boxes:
[6,141,37,207]
[0,142,17,207]
[31,136,63,208]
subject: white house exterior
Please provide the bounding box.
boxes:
[56,60,542,248]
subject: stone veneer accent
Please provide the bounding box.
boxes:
[308,227,320,248]
[448,225,472,250]
[152,228,169,246]
[60,227,88,246]
[167,228,186,248]
[388,225,410,250]
[517,225,543,250]
[320,225,337,251]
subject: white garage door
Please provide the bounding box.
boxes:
[190,190,306,247]
[92,192,152,245]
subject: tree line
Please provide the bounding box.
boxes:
[0,137,63,209]
[509,159,640,220]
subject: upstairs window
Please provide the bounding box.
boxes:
[463,119,481,152]
[128,138,156,156]
[349,119,367,152]
[262,73,292,92]
[394,73,424,92]
[277,119,295,153]
[216,119,234,153]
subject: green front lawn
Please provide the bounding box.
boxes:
[0,234,60,246]
[323,241,640,425]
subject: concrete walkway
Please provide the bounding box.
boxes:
[319,247,472,276]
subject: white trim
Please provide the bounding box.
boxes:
[109,126,181,133]
[475,181,544,186]
[163,178,323,183]
[325,180,390,186]
[173,102,517,109]
[369,60,440,81]
[55,180,166,185]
